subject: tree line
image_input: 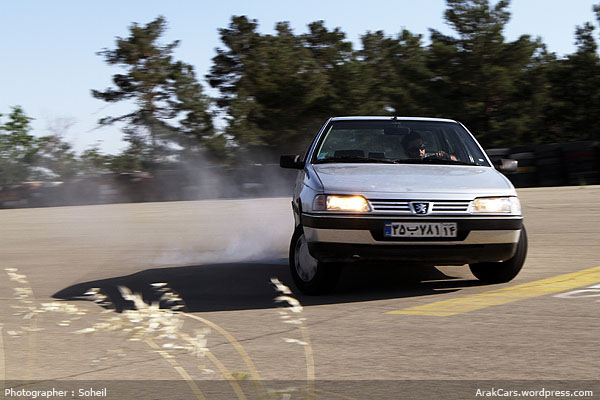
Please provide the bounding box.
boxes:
[3,0,600,186]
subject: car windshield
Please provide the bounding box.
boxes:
[312,120,490,167]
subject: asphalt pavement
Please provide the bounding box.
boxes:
[1,186,599,399]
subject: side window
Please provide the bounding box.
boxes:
[306,125,334,161]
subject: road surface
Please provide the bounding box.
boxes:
[1,186,599,399]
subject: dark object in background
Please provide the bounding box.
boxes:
[486,140,600,188]
[561,141,600,186]
[535,143,566,187]
[508,146,536,188]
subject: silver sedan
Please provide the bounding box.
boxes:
[281,117,527,295]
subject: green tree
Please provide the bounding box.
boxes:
[209,17,372,158]
[30,135,78,180]
[0,106,36,185]
[302,21,369,116]
[209,18,330,157]
[542,13,600,142]
[360,29,431,116]
[207,16,262,110]
[502,43,555,145]
[427,0,542,146]
[79,143,111,175]
[206,2,600,154]
[93,16,215,170]
[30,117,80,180]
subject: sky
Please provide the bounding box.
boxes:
[1,0,599,155]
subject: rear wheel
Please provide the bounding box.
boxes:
[469,226,528,283]
[289,227,341,295]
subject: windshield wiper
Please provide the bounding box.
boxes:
[393,158,482,166]
[315,156,482,166]
[314,156,400,164]
[425,158,481,166]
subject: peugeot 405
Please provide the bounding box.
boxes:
[280,117,527,295]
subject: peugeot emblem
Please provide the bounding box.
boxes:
[410,202,430,215]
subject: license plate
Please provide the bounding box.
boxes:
[384,222,457,238]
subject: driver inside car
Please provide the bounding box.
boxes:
[401,131,457,161]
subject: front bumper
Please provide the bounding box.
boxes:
[301,213,523,264]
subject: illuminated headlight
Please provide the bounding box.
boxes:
[313,195,371,212]
[470,197,521,214]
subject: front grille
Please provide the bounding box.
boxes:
[367,199,471,214]
[369,200,410,212]
[432,201,470,212]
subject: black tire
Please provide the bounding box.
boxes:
[289,227,341,295]
[469,226,528,283]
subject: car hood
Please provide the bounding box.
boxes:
[312,163,515,195]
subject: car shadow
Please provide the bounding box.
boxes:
[52,259,486,313]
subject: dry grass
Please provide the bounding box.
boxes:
[2,268,337,399]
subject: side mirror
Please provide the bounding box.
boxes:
[280,154,305,169]
[494,159,518,174]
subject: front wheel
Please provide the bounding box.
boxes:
[289,227,341,295]
[469,226,528,284]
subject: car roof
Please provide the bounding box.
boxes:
[330,116,458,123]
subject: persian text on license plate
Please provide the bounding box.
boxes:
[384,222,457,238]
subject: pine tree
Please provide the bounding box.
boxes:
[92,16,215,169]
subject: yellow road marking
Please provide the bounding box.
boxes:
[387,265,600,317]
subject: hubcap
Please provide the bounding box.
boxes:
[294,233,318,282]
